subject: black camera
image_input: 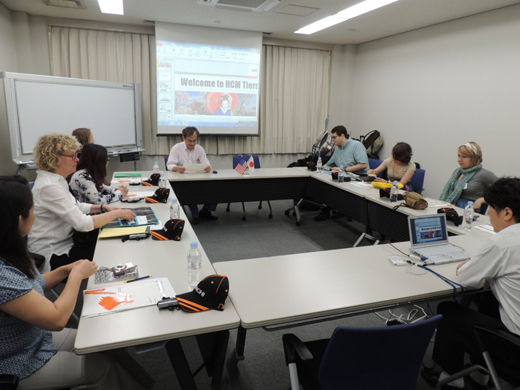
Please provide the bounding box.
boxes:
[157,297,179,310]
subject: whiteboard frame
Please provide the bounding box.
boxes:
[2,72,143,165]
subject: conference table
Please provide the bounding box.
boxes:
[168,167,482,237]
[74,167,493,388]
[168,167,492,359]
[213,231,493,359]
[74,177,240,389]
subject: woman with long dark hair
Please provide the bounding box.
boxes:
[0,175,122,388]
[69,143,128,204]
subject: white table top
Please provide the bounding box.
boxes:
[74,182,240,354]
[213,232,492,329]
[81,169,496,346]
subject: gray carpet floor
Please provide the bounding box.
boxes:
[120,200,440,389]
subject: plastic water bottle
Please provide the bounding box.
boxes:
[316,156,323,172]
[187,241,202,290]
[169,198,181,219]
[464,201,475,230]
[152,160,160,174]
[390,181,399,202]
[159,172,168,189]
[338,165,345,183]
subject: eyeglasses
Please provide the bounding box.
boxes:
[62,151,80,160]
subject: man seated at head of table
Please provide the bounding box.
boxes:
[424,177,520,389]
[166,126,217,225]
[28,134,136,272]
[315,125,369,221]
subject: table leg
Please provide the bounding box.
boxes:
[105,349,154,389]
[234,327,247,360]
[195,330,230,390]
[165,339,197,390]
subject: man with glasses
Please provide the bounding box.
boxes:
[166,126,217,225]
[316,125,369,221]
[325,125,369,174]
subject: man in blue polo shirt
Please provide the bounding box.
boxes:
[325,125,369,173]
[316,125,369,221]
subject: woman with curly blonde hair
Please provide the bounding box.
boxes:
[28,134,135,271]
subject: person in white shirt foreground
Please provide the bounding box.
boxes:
[424,177,520,389]
[166,126,217,224]
[28,134,135,271]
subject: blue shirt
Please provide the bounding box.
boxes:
[0,259,55,379]
[326,139,369,174]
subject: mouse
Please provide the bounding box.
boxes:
[212,170,218,174]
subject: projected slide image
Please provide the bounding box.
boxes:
[174,91,206,115]
[156,35,261,134]
[205,92,257,117]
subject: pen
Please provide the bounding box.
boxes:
[126,275,152,283]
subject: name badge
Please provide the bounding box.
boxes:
[464,183,468,189]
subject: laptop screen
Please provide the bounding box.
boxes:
[409,215,448,246]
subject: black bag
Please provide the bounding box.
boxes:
[288,130,335,170]
[359,130,383,159]
[438,207,463,226]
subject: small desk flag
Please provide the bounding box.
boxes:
[247,155,255,173]
[234,158,248,175]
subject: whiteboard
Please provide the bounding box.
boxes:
[2,72,143,164]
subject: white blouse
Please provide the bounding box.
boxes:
[457,223,520,336]
[28,170,94,271]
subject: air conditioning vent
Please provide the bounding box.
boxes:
[197,0,280,12]
[43,0,85,9]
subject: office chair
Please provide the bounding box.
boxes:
[409,168,426,194]
[438,325,520,390]
[163,155,169,171]
[283,315,442,390]
[227,154,272,220]
[368,158,386,178]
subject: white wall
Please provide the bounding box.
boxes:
[11,12,50,75]
[328,44,357,130]
[344,4,520,197]
[4,5,520,190]
[0,4,19,175]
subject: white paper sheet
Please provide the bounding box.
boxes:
[82,277,175,317]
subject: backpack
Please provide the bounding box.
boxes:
[287,130,335,169]
[359,130,383,159]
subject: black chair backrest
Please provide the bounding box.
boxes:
[475,325,520,385]
[318,315,442,390]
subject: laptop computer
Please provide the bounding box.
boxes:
[408,214,470,265]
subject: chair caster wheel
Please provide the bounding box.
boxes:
[269,215,273,219]
[296,221,301,226]
[284,210,290,216]
[242,217,246,221]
